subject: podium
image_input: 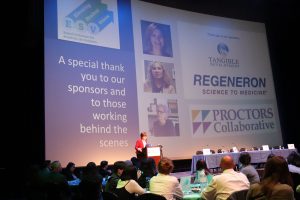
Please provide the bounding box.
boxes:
[146,145,162,166]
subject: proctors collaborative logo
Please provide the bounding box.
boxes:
[191,106,276,136]
[217,43,229,56]
[192,110,212,134]
[64,0,114,34]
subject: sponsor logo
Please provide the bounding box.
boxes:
[64,0,114,34]
[191,107,276,135]
[192,110,212,134]
[208,43,239,68]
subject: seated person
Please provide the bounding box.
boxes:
[238,152,260,184]
[200,156,249,200]
[194,159,213,185]
[99,160,112,178]
[115,165,145,200]
[137,157,157,188]
[149,157,183,200]
[79,162,103,200]
[246,156,294,199]
[63,162,79,181]
[105,161,126,193]
[287,151,300,199]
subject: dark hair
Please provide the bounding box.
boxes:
[100,160,108,168]
[158,157,174,175]
[66,162,75,170]
[239,152,251,165]
[261,156,293,198]
[287,151,300,167]
[196,159,211,175]
[120,165,138,181]
[113,161,126,173]
[140,158,157,177]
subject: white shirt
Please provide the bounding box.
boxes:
[149,173,183,200]
[142,140,146,148]
[201,169,250,200]
[288,164,300,174]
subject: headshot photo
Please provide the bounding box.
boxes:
[147,99,179,137]
[141,20,173,57]
[143,60,176,94]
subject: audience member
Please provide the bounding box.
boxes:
[287,151,300,199]
[115,165,145,199]
[201,155,249,200]
[79,162,103,200]
[105,161,126,193]
[149,157,183,200]
[246,156,294,200]
[99,160,112,179]
[137,157,157,188]
[194,159,213,185]
[45,161,70,200]
[287,151,300,174]
[63,162,78,181]
[238,152,260,184]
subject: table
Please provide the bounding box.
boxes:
[191,148,295,173]
[183,183,203,200]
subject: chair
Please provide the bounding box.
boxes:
[102,191,119,200]
[217,149,222,153]
[252,147,258,150]
[210,149,215,154]
[136,193,166,200]
[272,145,280,149]
[227,189,249,200]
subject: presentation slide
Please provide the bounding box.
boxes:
[45,0,282,166]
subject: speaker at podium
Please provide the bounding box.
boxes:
[146,144,163,166]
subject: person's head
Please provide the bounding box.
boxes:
[220,155,235,171]
[156,104,169,124]
[158,157,174,175]
[140,157,157,176]
[41,160,51,170]
[148,61,171,86]
[287,151,300,167]
[100,160,108,170]
[239,152,251,166]
[66,162,76,173]
[261,156,293,197]
[267,153,275,160]
[145,23,164,55]
[196,159,209,172]
[119,165,138,181]
[85,162,98,174]
[140,131,148,141]
[51,161,62,173]
[113,161,126,176]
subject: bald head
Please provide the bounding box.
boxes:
[220,156,235,170]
